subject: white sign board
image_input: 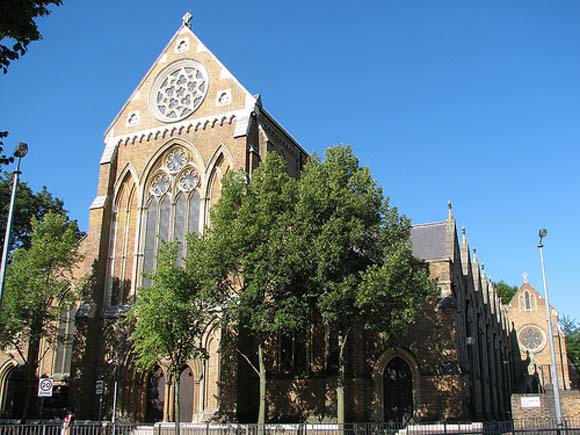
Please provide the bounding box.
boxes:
[38,378,53,397]
[521,396,541,408]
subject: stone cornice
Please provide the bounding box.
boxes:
[100,109,246,164]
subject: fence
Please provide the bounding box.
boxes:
[2,421,580,435]
[0,423,136,435]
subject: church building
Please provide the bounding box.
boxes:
[506,278,574,393]
[0,16,557,424]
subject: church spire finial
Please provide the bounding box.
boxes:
[182,11,193,28]
[448,200,453,220]
[522,272,529,284]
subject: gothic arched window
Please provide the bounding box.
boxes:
[106,175,137,306]
[383,357,414,423]
[525,291,532,311]
[206,152,230,227]
[142,147,201,285]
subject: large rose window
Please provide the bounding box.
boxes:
[149,59,209,122]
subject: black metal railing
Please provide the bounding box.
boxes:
[0,423,137,435]
[2,421,580,435]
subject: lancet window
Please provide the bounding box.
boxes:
[106,176,137,306]
[53,307,75,376]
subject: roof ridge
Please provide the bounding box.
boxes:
[412,221,446,228]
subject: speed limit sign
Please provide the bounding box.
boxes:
[38,378,53,397]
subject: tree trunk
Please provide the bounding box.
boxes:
[21,325,41,421]
[174,373,181,435]
[337,331,348,426]
[257,343,267,425]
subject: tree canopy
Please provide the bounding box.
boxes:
[205,153,309,424]
[560,315,580,371]
[127,238,211,435]
[0,0,62,74]
[294,146,435,423]
[126,146,435,424]
[199,146,435,423]
[0,132,16,167]
[493,280,518,305]
[0,211,82,419]
[0,172,70,255]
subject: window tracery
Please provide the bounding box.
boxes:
[142,146,202,283]
[149,59,209,122]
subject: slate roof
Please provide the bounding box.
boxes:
[411,222,447,261]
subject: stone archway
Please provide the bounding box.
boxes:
[0,365,26,419]
[374,349,420,423]
[383,357,413,423]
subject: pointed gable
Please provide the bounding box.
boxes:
[512,281,544,312]
[460,226,473,277]
[101,23,257,164]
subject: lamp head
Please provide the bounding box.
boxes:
[14,143,28,158]
[539,228,548,239]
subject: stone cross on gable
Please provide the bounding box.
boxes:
[522,272,529,284]
[183,12,193,28]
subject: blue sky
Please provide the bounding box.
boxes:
[0,1,578,319]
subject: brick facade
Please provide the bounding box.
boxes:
[506,282,573,392]
[512,390,580,421]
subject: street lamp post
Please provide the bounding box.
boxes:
[538,228,562,426]
[0,143,29,316]
[108,359,119,430]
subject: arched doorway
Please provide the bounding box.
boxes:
[145,367,165,422]
[179,366,194,422]
[383,357,413,423]
[1,366,26,418]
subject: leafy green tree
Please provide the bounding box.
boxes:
[205,154,309,424]
[560,315,580,370]
[127,239,210,433]
[0,172,69,254]
[493,280,518,305]
[202,147,433,423]
[0,0,62,73]
[0,132,16,167]
[0,211,82,419]
[294,146,435,423]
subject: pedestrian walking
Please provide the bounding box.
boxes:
[61,411,73,435]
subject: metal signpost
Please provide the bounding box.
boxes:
[38,377,53,429]
[96,379,104,422]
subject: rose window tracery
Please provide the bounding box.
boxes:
[150,174,171,196]
[167,149,187,173]
[149,59,209,122]
[518,324,546,353]
[178,170,200,192]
